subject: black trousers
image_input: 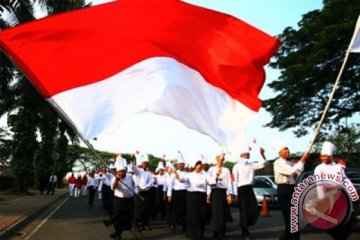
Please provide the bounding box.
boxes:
[211,188,227,233]
[186,191,207,240]
[113,196,134,236]
[170,190,187,227]
[47,182,56,195]
[88,186,96,206]
[136,187,155,225]
[154,185,166,219]
[237,185,259,230]
[102,185,111,212]
[277,184,299,240]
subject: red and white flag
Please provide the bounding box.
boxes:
[0,0,279,152]
[349,15,360,53]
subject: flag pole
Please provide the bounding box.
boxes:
[307,51,350,151]
[307,16,359,152]
[81,138,144,201]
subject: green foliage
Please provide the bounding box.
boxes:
[223,161,235,171]
[0,1,88,192]
[325,124,360,167]
[0,127,11,174]
[264,0,360,137]
[148,154,165,172]
[8,106,38,192]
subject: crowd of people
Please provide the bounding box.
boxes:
[63,140,355,240]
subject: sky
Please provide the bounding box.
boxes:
[79,0,326,162]
[0,0,325,162]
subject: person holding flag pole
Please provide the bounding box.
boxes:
[272,15,360,240]
[108,157,137,240]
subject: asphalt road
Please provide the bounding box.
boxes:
[8,196,360,240]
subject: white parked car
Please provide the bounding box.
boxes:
[253,177,278,206]
[255,175,277,189]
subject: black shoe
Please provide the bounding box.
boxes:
[278,235,287,240]
[109,232,118,239]
[103,219,111,227]
[242,234,250,240]
[136,223,144,232]
[143,224,151,231]
[170,225,176,232]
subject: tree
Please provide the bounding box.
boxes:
[327,124,360,167]
[0,0,89,191]
[264,0,360,137]
[0,127,11,175]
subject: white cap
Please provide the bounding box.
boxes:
[186,155,197,168]
[115,154,125,165]
[177,151,185,164]
[272,138,287,153]
[155,161,165,173]
[166,161,175,171]
[321,141,335,156]
[115,154,127,169]
[135,152,141,166]
[127,167,134,173]
[115,159,126,171]
[239,143,251,154]
[135,152,149,165]
[141,153,149,163]
[200,154,209,165]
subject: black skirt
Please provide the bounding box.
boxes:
[237,185,259,227]
[211,188,228,232]
[170,190,187,226]
[186,191,207,240]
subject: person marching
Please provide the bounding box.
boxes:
[176,158,211,240]
[164,161,175,225]
[207,154,233,239]
[314,141,353,240]
[81,175,88,197]
[232,144,267,240]
[47,173,58,195]
[87,171,98,207]
[167,151,189,232]
[109,156,137,240]
[97,170,106,200]
[132,153,155,231]
[74,175,83,198]
[67,173,76,197]
[103,163,116,215]
[153,161,167,220]
[273,139,309,240]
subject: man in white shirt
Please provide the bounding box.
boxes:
[314,141,352,240]
[232,145,266,240]
[47,173,58,195]
[132,153,155,232]
[108,157,137,240]
[273,139,309,240]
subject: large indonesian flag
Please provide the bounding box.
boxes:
[0,0,280,152]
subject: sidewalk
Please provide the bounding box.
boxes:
[0,188,67,239]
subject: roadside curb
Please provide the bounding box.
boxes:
[0,192,68,239]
